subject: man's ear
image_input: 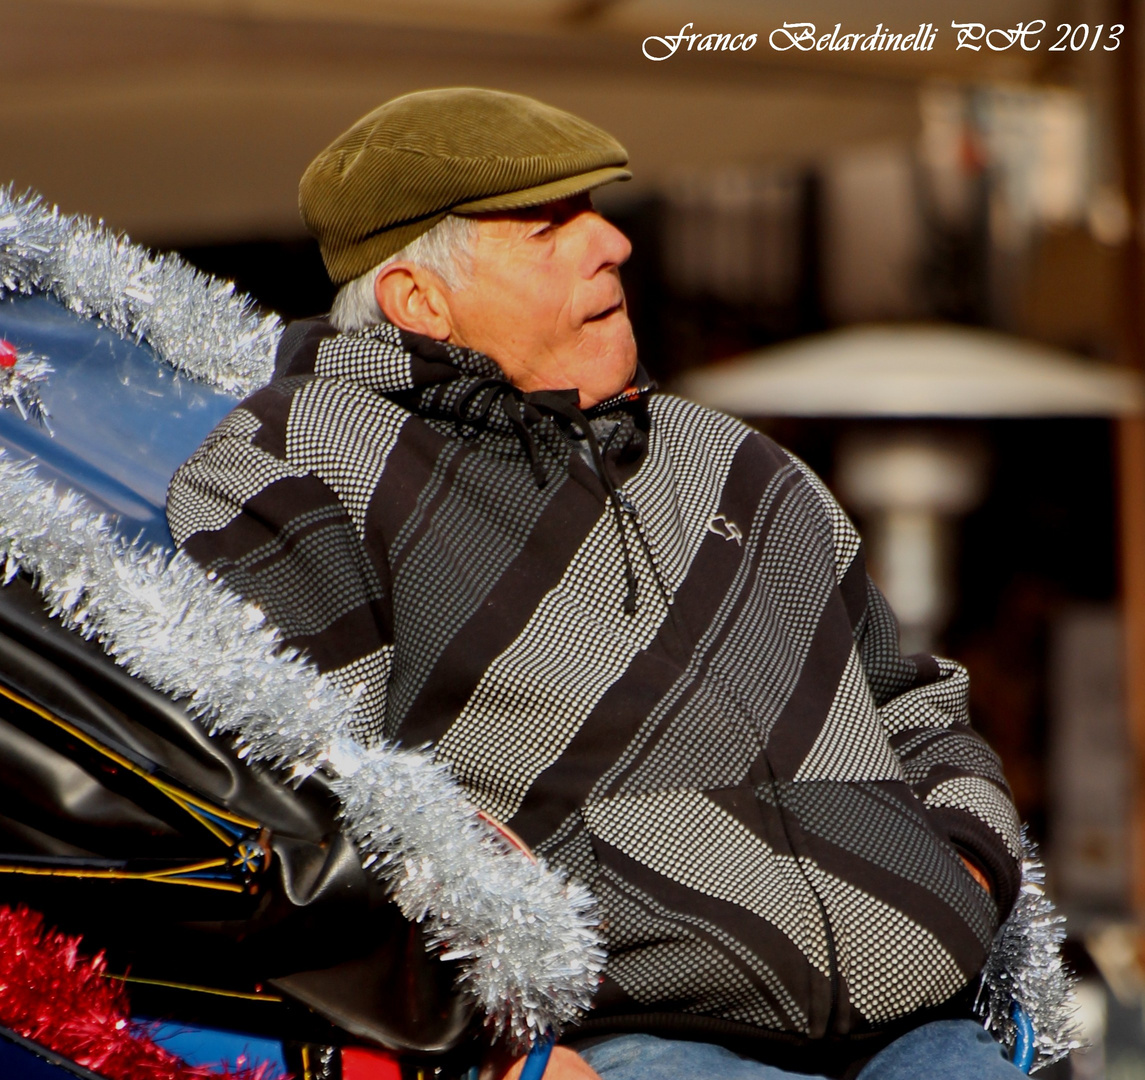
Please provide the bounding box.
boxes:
[374,264,455,341]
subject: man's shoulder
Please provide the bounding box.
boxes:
[185,374,313,468]
[228,314,341,425]
[643,392,852,537]
[646,391,798,469]
[211,332,414,455]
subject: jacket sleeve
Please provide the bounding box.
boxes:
[858,577,1022,915]
[166,397,394,747]
[790,454,1023,916]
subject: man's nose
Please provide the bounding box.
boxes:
[581,211,633,273]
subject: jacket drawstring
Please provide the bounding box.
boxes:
[453,378,553,487]
[452,378,649,615]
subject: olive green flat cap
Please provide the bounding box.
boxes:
[300,87,631,285]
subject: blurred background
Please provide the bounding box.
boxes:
[5,0,1145,1074]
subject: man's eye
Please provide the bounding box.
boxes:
[531,223,555,238]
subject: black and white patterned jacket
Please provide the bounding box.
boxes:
[166,319,1022,1075]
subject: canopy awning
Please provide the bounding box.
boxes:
[675,323,1145,418]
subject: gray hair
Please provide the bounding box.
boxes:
[329,214,478,332]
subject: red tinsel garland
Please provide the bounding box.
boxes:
[0,904,281,1080]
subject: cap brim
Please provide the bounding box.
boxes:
[451,166,632,214]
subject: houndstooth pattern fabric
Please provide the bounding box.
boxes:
[434,395,750,821]
[167,319,1022,1065]
[286,378,409,535]
[167,407,308,544]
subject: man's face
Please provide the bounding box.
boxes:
[444,195,638,410]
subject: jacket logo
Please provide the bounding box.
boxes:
[707,513,743,546]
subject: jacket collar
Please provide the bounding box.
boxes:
[274,317,655,422]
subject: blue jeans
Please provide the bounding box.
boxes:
[578,1021,1025,1079]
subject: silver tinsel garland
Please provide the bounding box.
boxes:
[977,833,1081,1071]
[0,455,604,1045]
[0,186,281,396]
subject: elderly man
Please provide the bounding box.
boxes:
[167,89,1024,1080]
